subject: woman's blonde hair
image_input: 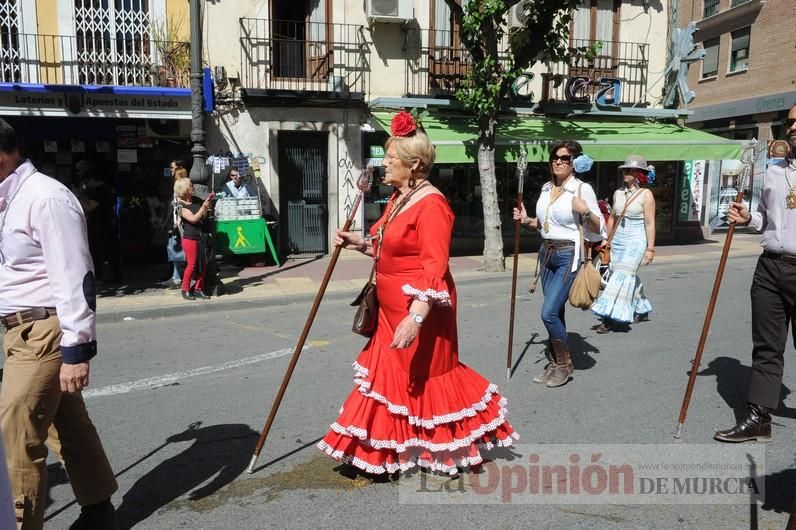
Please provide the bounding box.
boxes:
[173,177,191,198]
[385,130,436,175]
[173,167,188,182]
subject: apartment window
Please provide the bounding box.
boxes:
[730,27,750,72]
[572,0,620,44]
[0,0,21,82]
[74,0,153,85]
[702,38,719,78]
[703,0,720,17]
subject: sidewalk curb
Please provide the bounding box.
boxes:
[96,271,511,324]
[96,249,763,324]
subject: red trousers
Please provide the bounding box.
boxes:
[181,238,205,293]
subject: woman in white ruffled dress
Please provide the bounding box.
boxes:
[591,155,656,332]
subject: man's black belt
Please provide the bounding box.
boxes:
[762,251,796,264]
[0,307,57,329]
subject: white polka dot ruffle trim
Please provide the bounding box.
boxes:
[401,284,452,306]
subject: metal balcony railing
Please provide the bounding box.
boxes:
[0,31,190,87]
[239,18,368,96]
[541,39,650,106]
[404,31,649,107]
[404,28,474,98]
[730,0,751,7]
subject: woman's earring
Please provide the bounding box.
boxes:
[408,170,417,189]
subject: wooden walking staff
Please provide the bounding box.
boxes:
[246,165,373,473]
[674,140,757,439]
[506,150,528,381]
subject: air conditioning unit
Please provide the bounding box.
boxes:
[509,1,529,28]
[366,0,413,24]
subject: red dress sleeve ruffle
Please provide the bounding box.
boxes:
[401,195,454,306]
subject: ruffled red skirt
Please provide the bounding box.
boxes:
[318,337,518,476]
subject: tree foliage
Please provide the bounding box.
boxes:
[443,0,581,271]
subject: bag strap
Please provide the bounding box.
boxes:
[605,189,644,247]
[576,183,589,265]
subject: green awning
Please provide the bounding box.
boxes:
[371,112,745,163]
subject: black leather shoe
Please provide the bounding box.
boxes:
[634,312,650,323]
[69,499,118,530]
[714,404,772,443]
[193,290,211,300]
[181,290,195,301]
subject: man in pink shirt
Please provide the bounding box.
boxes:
[0,119,117,529]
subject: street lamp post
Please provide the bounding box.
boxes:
[189,0,208,185]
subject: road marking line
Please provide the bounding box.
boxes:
[84,346,305,399]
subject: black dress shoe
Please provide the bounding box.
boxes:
[193,290,211,300]
[181,290,195,301]
[69,498,118,530]
[634,312,650,323]
[714,403,772,443]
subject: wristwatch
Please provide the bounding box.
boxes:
[582,211,592,220]
[409,312,424,326]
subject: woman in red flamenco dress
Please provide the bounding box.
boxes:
[318,112,518,475]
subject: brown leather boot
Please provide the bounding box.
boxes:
[532,344,555,384]
[546,339,573,387]
[714,403,772,443]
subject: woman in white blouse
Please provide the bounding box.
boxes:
[513,140,605,387]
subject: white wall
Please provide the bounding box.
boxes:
[206,106,367,237]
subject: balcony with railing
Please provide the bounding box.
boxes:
[239,18,367,98]
[404,30,649,107]
[540,39,650,106]
[0,32,190,87]
[404,28,474,98]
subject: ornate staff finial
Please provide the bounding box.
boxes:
[358,164,374,193]
[516,150,527,194]
[737,139,759,194]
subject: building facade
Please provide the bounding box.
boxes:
[678,0,796,232]
[1,0,744,266]
[1,0,192,265]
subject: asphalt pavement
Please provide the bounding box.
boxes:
[41,239,796,529]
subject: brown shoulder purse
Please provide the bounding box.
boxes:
[568,183,602,309]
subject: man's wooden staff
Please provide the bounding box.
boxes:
[674,141,757,438]
[246,165,373,473]
[507,152,528,381]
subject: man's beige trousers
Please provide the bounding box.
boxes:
[0,315,117,529]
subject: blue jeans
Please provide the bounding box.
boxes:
[539,245,575,350]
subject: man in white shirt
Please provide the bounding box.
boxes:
[0,119,117,528]
[221,168,254,198]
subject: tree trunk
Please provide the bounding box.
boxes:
[477,118,505,272]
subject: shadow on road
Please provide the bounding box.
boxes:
[759,461,796,516]
[695,357,796,421]
[511,332,598,376]
[115,422,258,529]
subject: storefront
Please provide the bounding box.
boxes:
[1,84,192,269]
[364,111,744,251]
[686,90,796,232]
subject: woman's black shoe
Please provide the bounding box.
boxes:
[181,290,195,301]
[193,290,211,300]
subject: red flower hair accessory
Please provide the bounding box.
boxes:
[635,173,649,186]
[391,111,417,137]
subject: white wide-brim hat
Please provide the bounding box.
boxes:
[618,155,650,173]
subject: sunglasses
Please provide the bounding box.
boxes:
[785,118,796,128]
[550,155,573,163]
